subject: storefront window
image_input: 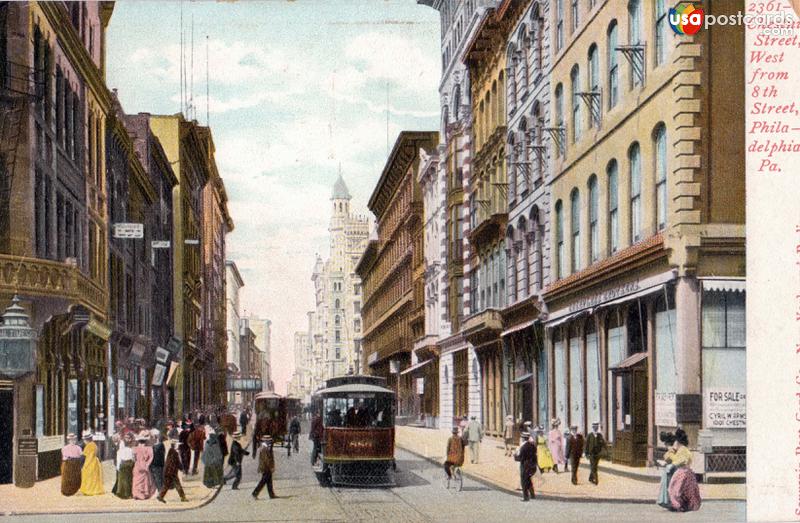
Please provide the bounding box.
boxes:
[586,321,601,427]
[569,324,584,433]
[537,342,548,425]
[606,310,625,441]
[702,290,746,446]
[67,379,78,436]
[554,331,568,427]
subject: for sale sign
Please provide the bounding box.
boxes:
[704,388,746,429]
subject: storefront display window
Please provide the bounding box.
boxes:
[554,332,567,427]
[606,310,625,441]
[569,324,583,432]
[586,321,601,427]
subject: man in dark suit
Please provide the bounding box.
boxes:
[585,422,606,485]
[224,431,249,489]
[567,425,584,485]
[252,435,277,499]
[514,431,537,501]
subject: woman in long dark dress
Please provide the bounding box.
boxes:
[202,433,224,487]
[115,432,135,499]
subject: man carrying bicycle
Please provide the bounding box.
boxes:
[443,426,465,479]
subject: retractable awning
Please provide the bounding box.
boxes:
[400,358,434,376]
[501,318,538,337]
[700,278,745,293]
[596,284,667,310]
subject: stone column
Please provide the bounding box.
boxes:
[674,276,702,445]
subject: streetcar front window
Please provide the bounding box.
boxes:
[322,394,394,428]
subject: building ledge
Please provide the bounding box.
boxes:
[413,334,439,360]
[461,308,503,347]
[468,212,508,249]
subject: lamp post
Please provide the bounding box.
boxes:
[0,295,37,487]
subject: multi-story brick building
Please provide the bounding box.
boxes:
[0,1,113,485]
[357,131,437,422]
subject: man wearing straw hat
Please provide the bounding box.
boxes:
[252,435,277,500]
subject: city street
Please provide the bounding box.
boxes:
[3,436,745,523]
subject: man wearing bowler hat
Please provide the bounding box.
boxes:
[252,435,277,500]
[585,422,606,485]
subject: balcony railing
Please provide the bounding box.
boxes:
[0,254,107,317]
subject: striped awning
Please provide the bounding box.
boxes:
[700,278,745,293]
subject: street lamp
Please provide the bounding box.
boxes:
[0,295,36,378]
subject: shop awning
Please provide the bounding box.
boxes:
[400,358,434,376]
[700,278,745,293]
[596,283,667,310]
[611,351,647,370]
[501,318,538,337]
[512,372,533,384]
[545,309,591,330]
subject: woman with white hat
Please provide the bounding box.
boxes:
[132,430,156,500]
[79,430,104,496]
[114,432,135,499]
[547,418,565,473]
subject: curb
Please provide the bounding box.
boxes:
[396,443,741,505]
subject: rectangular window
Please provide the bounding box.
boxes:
[556,0,564,52]
[655,127,667,230]
[655,0,667,66]
[608,25,619,109]
[589,183,599,263]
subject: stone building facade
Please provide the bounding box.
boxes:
[541,0,745,469]
[224,260,244,403]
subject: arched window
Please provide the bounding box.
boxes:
[588,44,600,127]
[571,0,579,31]
[607,21,619,109]
[507,44,517,113]
[519,25,530,93]
[570,65,581,142]
[654,0,668,66]
[532,101,543,181]
[654,124,667,230]
[533,5,544,73]
[555,83,564,156]
[555,200,565,279]
[570,188,581,272]
[506,225,517,302]
[532,206,543,292]
[519,118,529,195]
[628,0,642,87]
[519,217,529,299]
[607,160,619,253]
[629,142,642,243]
[507,132,517,202]
[588,175,599,263]
[453,83,462,120]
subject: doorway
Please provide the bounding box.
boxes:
[611,353,648,466]
[0,388,13,484]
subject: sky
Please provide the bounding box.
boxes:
[106,0,441,394]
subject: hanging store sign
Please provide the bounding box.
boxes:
[704,388,746,429]
[151,240,171,249]
[165,336,183,356]
[113,223,144,239]
[155,347,170,364]
[151,363,168,387]
[85,318,112,341]
[655,391,677,426]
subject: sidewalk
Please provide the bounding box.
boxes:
[396,426,745,503]
[1,454,219,516]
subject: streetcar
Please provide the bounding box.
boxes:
[311,375,396,487]
[253,391,298,452]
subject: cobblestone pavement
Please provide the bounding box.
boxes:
[2,436,746,523]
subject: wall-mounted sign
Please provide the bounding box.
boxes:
[165,336,182,355]
[226,378,263,391]
[152,363,167,387]
[704,388,746,429]
[155,347,170,364]
[151,240,170,249]
[184,239,199,245]
[113,223,144,239]
[655,391,677,426]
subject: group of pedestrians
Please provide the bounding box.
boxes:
[58,408,251,504]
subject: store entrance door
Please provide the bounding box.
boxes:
[0,387,13,484]
[611,353,648,467]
